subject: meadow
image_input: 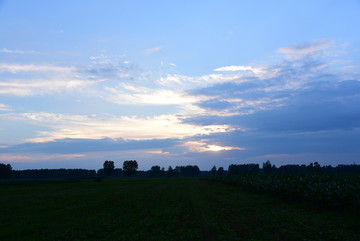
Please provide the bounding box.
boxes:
[0,177,359,241]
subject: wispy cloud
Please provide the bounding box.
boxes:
[0,153,86,163]
[0,104,11,111]
[144,46,162,55]
[0,63,74,73]
[0,48,36,54]
[0,78,98,96]
[278,39,333,59]
[4,112,235,143]
[103,83,208,106]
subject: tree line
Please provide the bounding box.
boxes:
[1,160,360,180]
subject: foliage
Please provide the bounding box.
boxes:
[210,174,360,211]
[167,166,175,177]
[262,160,275,174]
[103,160,115,176]
[175,165,200,177]
[217,167,225,176]
[210,165,217,176]
[12,168,96,179]
[228,164,259,175]
[0,163,12,179]
[123,160,138,176]
[149,165,161,177]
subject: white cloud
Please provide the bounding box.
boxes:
[0,63,75,73]
[144,46,162,55]
[103,84,208,106]
[157,73,248,90]
[0,78,98,96]
[0,62,104,96]
[0,104,11,111]
[5,112,235,143]
[0,48,36,54]
[214,65,255,72]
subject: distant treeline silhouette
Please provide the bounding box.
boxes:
[11,169,96,180]
[1,160,360,180]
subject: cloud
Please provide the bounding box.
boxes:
[278,39,333,59]
[0,104,11,111]
[0,153,86,163]
[0,63,75,73]
[213,65,264,74]
[144,46,161,55]
[0,78,98,96]
[157,73,248,90]
[1,39,359,168]
[0,48,36,54]
[184,40,360,160]
[103,84,208,106]
[237,80,360,132]
[0,62,104,96]
[0,138,181,154]
[4,112,235,143]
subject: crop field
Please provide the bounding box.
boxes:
[0,178,359,241]
[209,174,360,212]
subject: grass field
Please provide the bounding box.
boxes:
[1,178,359,241]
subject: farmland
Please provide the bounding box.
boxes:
[0,177,359,241]
[208,174,360,212]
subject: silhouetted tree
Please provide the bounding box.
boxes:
[175,165,200,177]
[217,167,225,176]
[103,160,115,176]
[150,165,161,177]
[160,167,165,176]
[13,168,96,179]
[278,164,307,174]
[167,166,175,177]
[0,163,12,179]
[228,164,259,175]
[210,165,217,176]
[123,160,138,176]
[262,160,274,174]
[313,162,321,173]
[307,162,321,174]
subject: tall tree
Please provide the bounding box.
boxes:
[262,160,273,174]
[167,166,175,177]
[0,163,12,179]
[211,165,217,176]
[123,160,138,176]
[217,167,225,176]
[103,160,115,176]
[149,165,161,177]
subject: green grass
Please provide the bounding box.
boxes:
[0,178,359,241]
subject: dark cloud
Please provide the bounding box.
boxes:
[1,138,181,154]
[178,50,360,167]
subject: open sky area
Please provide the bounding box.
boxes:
[1,0,360,170]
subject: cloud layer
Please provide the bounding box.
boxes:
[1,39,359,169]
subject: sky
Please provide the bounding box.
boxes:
[1,0,360,170]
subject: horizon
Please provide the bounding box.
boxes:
[1,1,360,170]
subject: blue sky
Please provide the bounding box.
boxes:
[1,0,360,170]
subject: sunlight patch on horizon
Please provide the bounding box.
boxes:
[184,141,246,153]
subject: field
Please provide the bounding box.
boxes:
[1,178,359,241]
